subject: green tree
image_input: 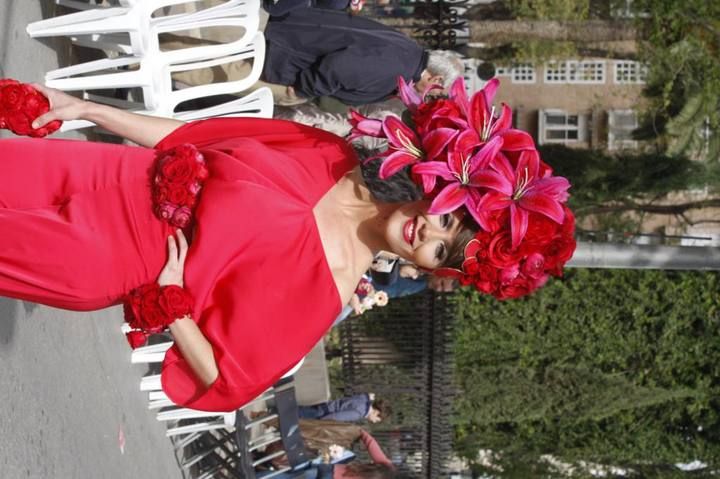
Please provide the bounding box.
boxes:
[452,268,720,475]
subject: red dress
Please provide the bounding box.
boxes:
[0,118,357,412]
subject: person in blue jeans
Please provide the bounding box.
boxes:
[298,393,391,423]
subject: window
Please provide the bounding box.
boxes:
[511,64,536,83]
[545,61,606,84]
[494,66,510,76]
[613,61,647,84]
[607,110,639,150]
[538,109,588,144]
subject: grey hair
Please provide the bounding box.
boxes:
[426,50,465,88]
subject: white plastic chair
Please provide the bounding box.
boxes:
[45,22,261,112]
[56,0,138,9]
[57,34,269,132]
[29,0,259,57]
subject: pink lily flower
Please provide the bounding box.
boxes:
[378,115,456,179]
[472,149,571,248]
[412,136,504,218]
[465,78,535,152]
[347,109,384,143]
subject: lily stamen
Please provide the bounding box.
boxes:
[394,128,423,157]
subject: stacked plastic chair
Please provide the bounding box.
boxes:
[26,0,272,131]
[127,335,307,478]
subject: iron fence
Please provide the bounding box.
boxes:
[337,291,457,478]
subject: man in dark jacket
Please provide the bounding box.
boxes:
[262,7,463,106]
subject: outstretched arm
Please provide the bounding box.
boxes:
[358,429,393,468]
[31,84,184,148]
[158,230,219,387]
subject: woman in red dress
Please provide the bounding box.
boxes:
[0,85,475,412]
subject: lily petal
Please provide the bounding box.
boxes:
[382,115,421,151]
[378,150,419,179]
[412,161,455,181]
[498,129,535,151]
[516,149,540,180]
[468,135,504,172]
[397,77,422,112]
[454,128,482,155]
[469,86,491,133]
[470,169,513,195]
[475,191,513,212]
[482,78,500,107]
[531,176,571,202]
[429,183,469,214]
[422,127,458,161]
[510,203,529,249]
[449,76,470,117]
[489,152,515,183]
[519,192,565,224]
[489,103,513,136]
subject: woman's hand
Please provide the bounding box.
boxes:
[157,229,188,287]
[30,84,89,129]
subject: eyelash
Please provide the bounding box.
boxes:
[436,243,447,262]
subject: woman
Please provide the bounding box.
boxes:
[0,82,472,410]
[0,77,574,413]
[263,419,394,478]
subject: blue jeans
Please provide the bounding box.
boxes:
[258,464,334,479]
[297,403,330,420]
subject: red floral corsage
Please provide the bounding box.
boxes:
[152,143,208,228]
[123,283,194,349]
[0,79,62,137]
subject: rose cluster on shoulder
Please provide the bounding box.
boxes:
[123,283,194,349]
[348,76,576,299]
[0,79,61,137]
[152,143,209,228]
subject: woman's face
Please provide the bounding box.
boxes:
[384,201,465,269]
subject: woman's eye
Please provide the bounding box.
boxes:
[436,243,447,262]
[442,214,451,228]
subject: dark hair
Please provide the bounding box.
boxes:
[371,398,392,421]
[443,213,479,269]
[357,150,423,203]
[344,463,396,479]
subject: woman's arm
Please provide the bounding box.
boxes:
[31,84,184,148]
[158,230,219,387]
[358,429,393,468]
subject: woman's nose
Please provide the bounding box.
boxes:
[418,221,445,243]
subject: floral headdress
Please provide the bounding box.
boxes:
[348,77,576,299]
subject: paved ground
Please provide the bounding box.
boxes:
[0,2,183,478]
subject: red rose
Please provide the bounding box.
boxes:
[160,155,196,184]
[521,213,560,251]
[521,252,546,279]
[22,88,49,119]
[0,79,20,88]
[170,206,192,228]
[543,235,576,276]
[167,183,191,205]
[0,83,26,112]
[6,111,32,136]
[497,276,532,300]
[125,330,148,349]
[158,285,193,319]
[412,99,464,135]
[487,232,521,268]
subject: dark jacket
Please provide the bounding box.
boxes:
[262,8,428,105]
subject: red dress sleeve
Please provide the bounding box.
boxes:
[156,118,358,412]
